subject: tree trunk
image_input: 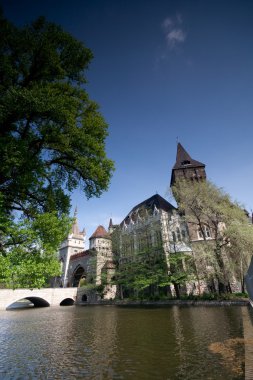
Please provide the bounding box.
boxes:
[173,283,180,298]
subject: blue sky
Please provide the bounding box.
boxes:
[3,0,253,246]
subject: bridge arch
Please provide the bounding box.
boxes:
[7,297,50,309]
[0,288,77,310]
[60,298,75,306]
[25,297,50,307]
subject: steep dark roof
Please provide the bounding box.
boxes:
[170,143,206,186]
[121,194,176,226]
[89,225,111,240]
[173,143,205,170]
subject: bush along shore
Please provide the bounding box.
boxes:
[76,292,250,306]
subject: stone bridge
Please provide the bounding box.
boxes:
[0,288,78,310]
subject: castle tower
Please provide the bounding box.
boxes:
[89,225,112,257]
[170,143,207,243]
[59,207,86,287]
[89,225,112,284]
[170,143,206,187]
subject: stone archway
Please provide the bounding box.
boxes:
[7,297,50,309]
[60,298,75,306]
[72,265,85,287]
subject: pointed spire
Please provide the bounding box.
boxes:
[109,218,113,228]
[71,207,80,235]
[170,142,206,187]
[173,143,204,170]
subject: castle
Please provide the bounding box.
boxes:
[58,143,242,298]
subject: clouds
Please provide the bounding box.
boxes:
[162,14,186,49]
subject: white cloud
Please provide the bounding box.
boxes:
[161,14,186,49]
[166,29,186,47]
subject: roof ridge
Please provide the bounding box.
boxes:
[120,193,176,226]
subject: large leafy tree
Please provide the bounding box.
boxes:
[172,179,253,292]
[0,13,114,216]
[0,13,114,287]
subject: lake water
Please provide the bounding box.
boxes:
[0,305,253,379]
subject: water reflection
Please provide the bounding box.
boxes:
[0,305,252,379]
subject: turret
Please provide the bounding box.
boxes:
[89,225,111,257]
[59,207,86,287]
[89,225,112,285]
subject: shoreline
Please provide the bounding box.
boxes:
[76,298,250,307]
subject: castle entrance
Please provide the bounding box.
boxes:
[72,266,85,287]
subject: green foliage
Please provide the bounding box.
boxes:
[0,206,72,288]
[78,278,87,287]
[234,292,248,298]
[114,248,192,299]
[0,14,114,217]
[79,283,97,291]
[0,13,114,288]
[110,210,194,299]
[172,179,253,292]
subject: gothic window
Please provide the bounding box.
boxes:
[172,231,176,242]
[205,226,211,238]
[176,227,181,241]
[198,227,203,239]
[182,229,186,240]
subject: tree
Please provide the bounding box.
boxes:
[0,13,114,217]
[172,179,253,293]
[0,13,114,287]
[0,198,72,288]
[111,213,192,299]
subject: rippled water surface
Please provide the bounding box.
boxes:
[0,305,253,379]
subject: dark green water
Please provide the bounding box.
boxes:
[0,305,253,379]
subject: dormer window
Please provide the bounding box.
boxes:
[181,160,191,166]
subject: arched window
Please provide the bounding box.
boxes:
[198,227,203,239]
[205,226,211,238]
[172,231,176,242]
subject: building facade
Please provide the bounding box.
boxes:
[59,143,246,297]
[61,223,116,299]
